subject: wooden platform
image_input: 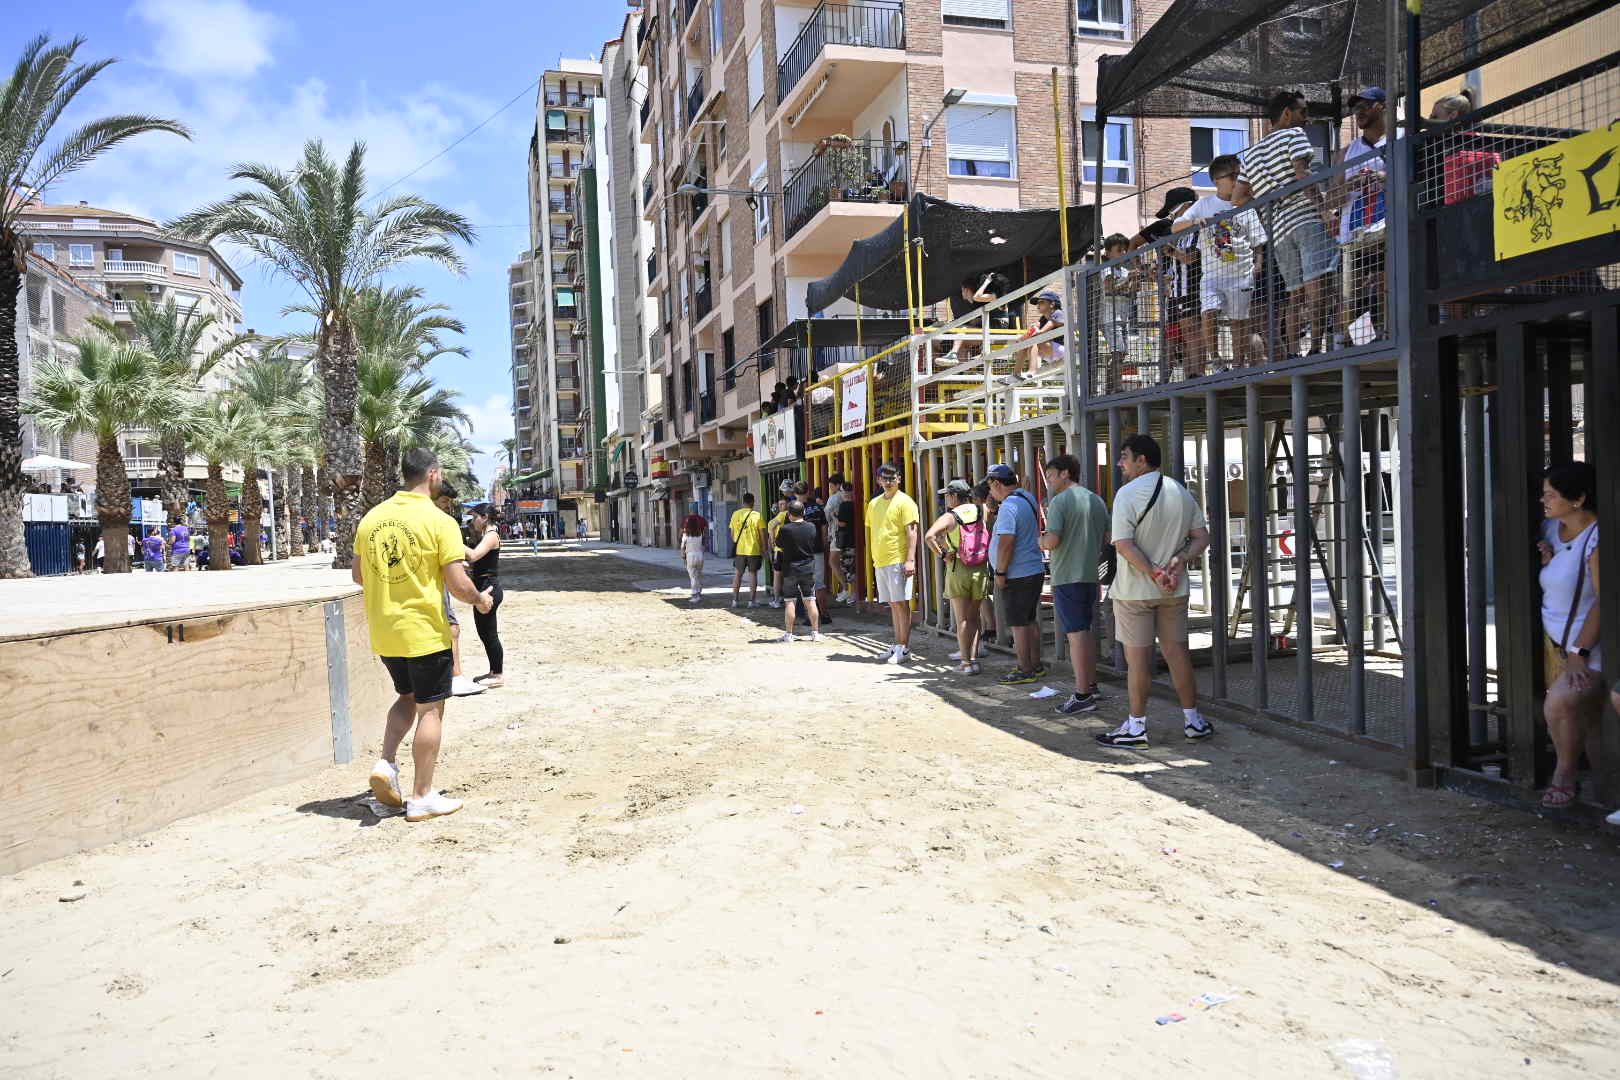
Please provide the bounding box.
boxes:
[0,557,394,875]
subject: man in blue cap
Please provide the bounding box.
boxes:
[1340,87,1391,341]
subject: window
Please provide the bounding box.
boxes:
[947,99,1016,178]
[173,252,200,275]
[68,244,94,267]
[719,217,733,278]
[756,299,775,370]
[1191,120,1250,186]
[747,42,764,112]
[1081,108,1134,185]
[943,0,1010,29]
[750,163,771,239]
[1077,0,1129,39]
[32,242,55,260]
[681,359,695,411]
[173,290,201,308]
[722,327,737,391]
[1302,121,1333,167]
[711,0,724,55]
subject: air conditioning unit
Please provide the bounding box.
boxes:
[145,284,162,295]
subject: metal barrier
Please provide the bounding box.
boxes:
[782,140,908,239]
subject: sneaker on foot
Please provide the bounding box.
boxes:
[768,598,782,609]
[810,632,824,642]
[747,601,758,608]
[1031,663,1050,679]
[1095,721,1149,748]
[368,760,403,808]
[1056,692,1098,715]
[886,645,910,665]
[963,662,981,676]
[776,633,795,644]
[731,598,740,609]
[689,595,701,606]
[450,675,486,697]
[1184,718,1216,740]
[998,668,1038,685]
[949,649,964,661]
[405,790,463,822]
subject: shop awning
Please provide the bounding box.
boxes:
[760,317,914,353]
[506,468,552,485]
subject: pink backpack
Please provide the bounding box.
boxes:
[952,509,991,567]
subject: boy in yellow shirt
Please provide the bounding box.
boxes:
[729,492,767,607]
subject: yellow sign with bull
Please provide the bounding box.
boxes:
[1493,121,1620,260]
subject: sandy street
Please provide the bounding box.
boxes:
[3,545,1618,1078]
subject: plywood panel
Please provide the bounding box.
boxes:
[0,598,384,876]
[343,597,394,753]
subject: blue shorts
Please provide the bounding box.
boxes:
[1053,582,1098,635]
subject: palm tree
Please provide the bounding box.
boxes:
[23,333,182,573]
[357,351,470,510]
[0,34,190,578]
[168,140,473,569]
[91,296,251,525]
[346,285,467,371]
[189,393,262,571]
[231,349,311,564]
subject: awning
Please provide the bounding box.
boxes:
[806,194,1098,314]
[22,455,92,471]
[760,317,913,352]
[1094,0,1613,118]
[507,468,553,484]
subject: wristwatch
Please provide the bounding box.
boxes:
[1572,647,1592,659]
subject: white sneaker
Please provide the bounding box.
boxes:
[776,633,795,644]
[689,595,701,605]
[886,645,909,665]
[769,598,782,609]
[405,790,463,822]
[949,649,964,661]
[368,759,403,809]
[1607,808,1620,827]
[810,632,824,642]
[731,598,740,608]
[450,675,486,697]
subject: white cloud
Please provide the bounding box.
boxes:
[131,0,279,79]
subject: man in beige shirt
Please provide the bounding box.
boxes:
[1097,434,1214,749]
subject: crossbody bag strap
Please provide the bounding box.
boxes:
[1133,474,1165,532]
[1559,527,1597,651]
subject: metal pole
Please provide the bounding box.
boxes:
[1246,384,1268,710]
[1169,396,1185,482]
[1464,350,1489,745]
[1052,67,1071,267]
[266,467,278,562]
[1293,376,1314,729]
[1369,408,1387,651]
[1344,367,1366,733]
[1206,389,1229,699]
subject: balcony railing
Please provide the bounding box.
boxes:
[548,162,583,180]
[546,90,597,109]
[555,306,579,322]
[110,299,130,315]
[640,93,653,130]
[783,140,908,239]
[646,250,658,283]
[685,73,705,124]
[637,13,657,53]
[692,281,713,322]
[549,198,577,215]
[777,1,905,103]
[103,260,167,277]
[547,127,585,144]
[643,171,656,207]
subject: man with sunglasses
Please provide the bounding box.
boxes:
[865,462,920,664]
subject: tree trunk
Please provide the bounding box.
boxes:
[321,316,363,569]
[96,434,133,574]
[386,440,402,495]
[361,439,388,513]
[274,468,291,558]
[206,462,231,571]
[0,241,32,578]
[300,463,319,551]
[158,429,188,524]
[240,459,263,564]
[287,467,306,556]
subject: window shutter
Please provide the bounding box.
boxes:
[942,0,1010,20]
[947,104,1014,163]
[747,43,764,109]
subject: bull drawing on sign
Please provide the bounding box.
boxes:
[1502,153,1567,245]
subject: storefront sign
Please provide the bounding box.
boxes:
[1494,122,1620,260]
[841,368,869,436]
[516,498,556,513]
[752,410,799,466]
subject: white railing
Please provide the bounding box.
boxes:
[103,261,167,277]
[125,456,160,476]
[111,300,130,314]
[25,220,103,232]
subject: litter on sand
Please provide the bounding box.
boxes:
[1155,1013,1187,1025]
[788,804,806,815]
[1028,686,1058,699]
[1330,860,1346,869]
[355,795,405,819]
[1190,992,1234,1010]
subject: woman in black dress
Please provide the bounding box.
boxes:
[465,503,505,687]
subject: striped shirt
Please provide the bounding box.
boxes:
[1238,126,1316,239]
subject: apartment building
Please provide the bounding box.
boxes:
[15,250,108,491]
[16,199,249,494]
[523,60,605,538]
[509,252,536,474]
[630,0,1190,548]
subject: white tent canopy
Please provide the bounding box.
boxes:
[22,455,93,472]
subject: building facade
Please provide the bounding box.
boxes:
[628,0,1189,550]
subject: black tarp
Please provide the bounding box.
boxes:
[806,195,1097,315]
[760,317,912,351]
[1095,0,1616,118]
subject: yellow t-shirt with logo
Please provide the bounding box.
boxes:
[866,490,920,569]
[730,507,766,556]
[354,490,468,658]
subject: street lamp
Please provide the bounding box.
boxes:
[921,87,967,153]
[674,181,783,210]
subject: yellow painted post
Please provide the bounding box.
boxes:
[903,435,917,613]
[1052,67,1071,267]
[901,201,917,336]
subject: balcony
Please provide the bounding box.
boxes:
[685,73,705,125]
[546,126,586,145]
[646,250,659,284]
[642,171,656,209]
[102,260,167,279]
[549,197,577,217]
[545,89,596,110]
[554,306,580,323]
[775,2,906,141]
[110,299,130,316]
[639,93,653,133]
[548,161,583,181]
[692,280,713,323]
[780,139,909,257]
[637,13,657,56]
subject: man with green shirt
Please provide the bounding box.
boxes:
[1040,453,1109,715]
[865,461,920,664]
[1097,434,1214,748]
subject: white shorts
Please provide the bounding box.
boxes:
[875,563,914,604]
[1200,275,1254,318]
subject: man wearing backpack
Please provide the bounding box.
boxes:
[987,463,1047,684]
[1041,453,1109,714]
[1097,434,1214,748]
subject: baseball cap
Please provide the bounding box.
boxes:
[1349,87,1386,106]
[1035,288,1062,305]
[985,462,1017,484]
[1155,186,1198,219]
[937,478,973,497]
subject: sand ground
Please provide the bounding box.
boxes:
[3,545,1618,1078]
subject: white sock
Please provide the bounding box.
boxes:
[1183,708,1205,727]
[1127,715,1147,733]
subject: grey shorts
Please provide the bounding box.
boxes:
[1274,218,1340,291]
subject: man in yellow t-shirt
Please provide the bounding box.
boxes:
[353,447,493,823]
[865,461,921,663]
[728,492,767,607]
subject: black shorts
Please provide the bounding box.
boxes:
[782,572,816,601]
[380,649,454,704]
[1002,573,1044,628]
[734,553,764,572]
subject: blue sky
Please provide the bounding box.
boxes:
[11,0,622,486]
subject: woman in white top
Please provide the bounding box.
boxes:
[679,507,708,606]
[1536,461,1602,809]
